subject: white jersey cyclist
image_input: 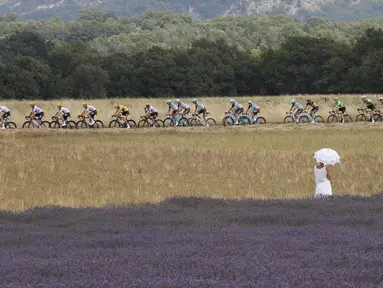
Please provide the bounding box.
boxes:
[0,106,10,113]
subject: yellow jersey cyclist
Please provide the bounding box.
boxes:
[0,105,10,129]
[53,103,71,128]
[29,102,45,127]
[80,102,97,126]
[144,103,158,126]
[228,99,243,125]
[361,95,376,123]
[305,99,319,123]
[245,100,260,123]
[113,104,131,128]
[176,99,190,118]
[289,99,303,123]
[192,98,207,125]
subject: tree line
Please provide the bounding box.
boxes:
[0,11,383,99]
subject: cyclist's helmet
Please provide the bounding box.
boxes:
[113,104,119,108]
[166,99,171,104]
[145,103,150,107]
[334,98,339,102]
[176,99,181,103]
[82,101,87,106]
[229,99,235,103]
[192,98,197,103]
[307,99,311,103]
[29,101,35,106]
[291,99,296,104]
[362,95,367,100]
[379,97,383,101]
[57,103,62,108]
[248,100,252,104]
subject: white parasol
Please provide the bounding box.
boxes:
[313,148,340,166]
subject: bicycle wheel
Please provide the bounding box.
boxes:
[41,121,50,128]
[67,121,77,129]
[163,117,175,127]
[128,120,137,128]
[95,120,104,128]
[178,117,189,127]
[206,118,216,126]
[109,120,121,128]
[283,116,295,124]
[314,116,324,123]
[344,115,353,123]
[138,120,149,128]
[238,116,250,125]
[77,120,88,129]
[154,119,164,128]
[356,114,367,122]
[298,115,310,124]
[22,121,32,128]
[50,121,60,128]
[256,117,266,124]
[374,114,382,122]
[222,116,234,127]
[327,115,338,123]
[188,118,197,126]
[6,122,17,129]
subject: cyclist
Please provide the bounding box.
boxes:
[0,105,10,129]
[228,99,243,125]
[29,102,45,127]
[289,99,303,123]
[361,95,376,123]
[305,99,319,123]
[144,103,158,126]
[176,99,190,118]
[113,104,130,129]
[379,97,383,109]
[192,98,206,125]
[333,97,346,123]
[166,99,179,125]
[53,103,70,128]
[80,102,97,126]
[245,100,260,123]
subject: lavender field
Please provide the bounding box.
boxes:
[1,196,383,287]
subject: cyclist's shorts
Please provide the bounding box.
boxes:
[367,105,375,111]
[35,112,44,120]
[63,113,70,120]
[150,112,158,118]
[235,108,244,114]
[297,109,303,114]
[122,110,129,116]
[2,112,10,119]
[90,111,97,118]
[198,109,206,115]
[339,107,346,113]
[311,107,319,114]
[253,109,260,115]
[183,108,190,115]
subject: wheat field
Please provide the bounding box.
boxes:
[3,94,382,125]
[0,123,381,211]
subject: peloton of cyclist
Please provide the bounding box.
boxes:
[80,102,97,126]
[53,103,71,128]
[333,97,346,123]
[245,100,260,123]
[228,99,243,125]
[305,99,319,123]
[176,99,190,118]
[361,95,376,123]
[289,99,303,123]
[29,102,45,128]
[0,105,10,129]
[192,98,206,125]
[113,104,130,128]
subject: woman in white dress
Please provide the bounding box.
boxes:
[314,162,332,198]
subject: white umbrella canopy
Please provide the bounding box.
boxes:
[314,148,341,166]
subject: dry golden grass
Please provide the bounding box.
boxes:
[3,94,382,125]
[0,124,382,211]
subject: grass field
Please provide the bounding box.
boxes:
[3,94,382,125]
[0,124,381,211]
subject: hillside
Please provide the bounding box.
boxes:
[1,0,383,21]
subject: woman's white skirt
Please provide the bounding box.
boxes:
[315,180,332,198]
